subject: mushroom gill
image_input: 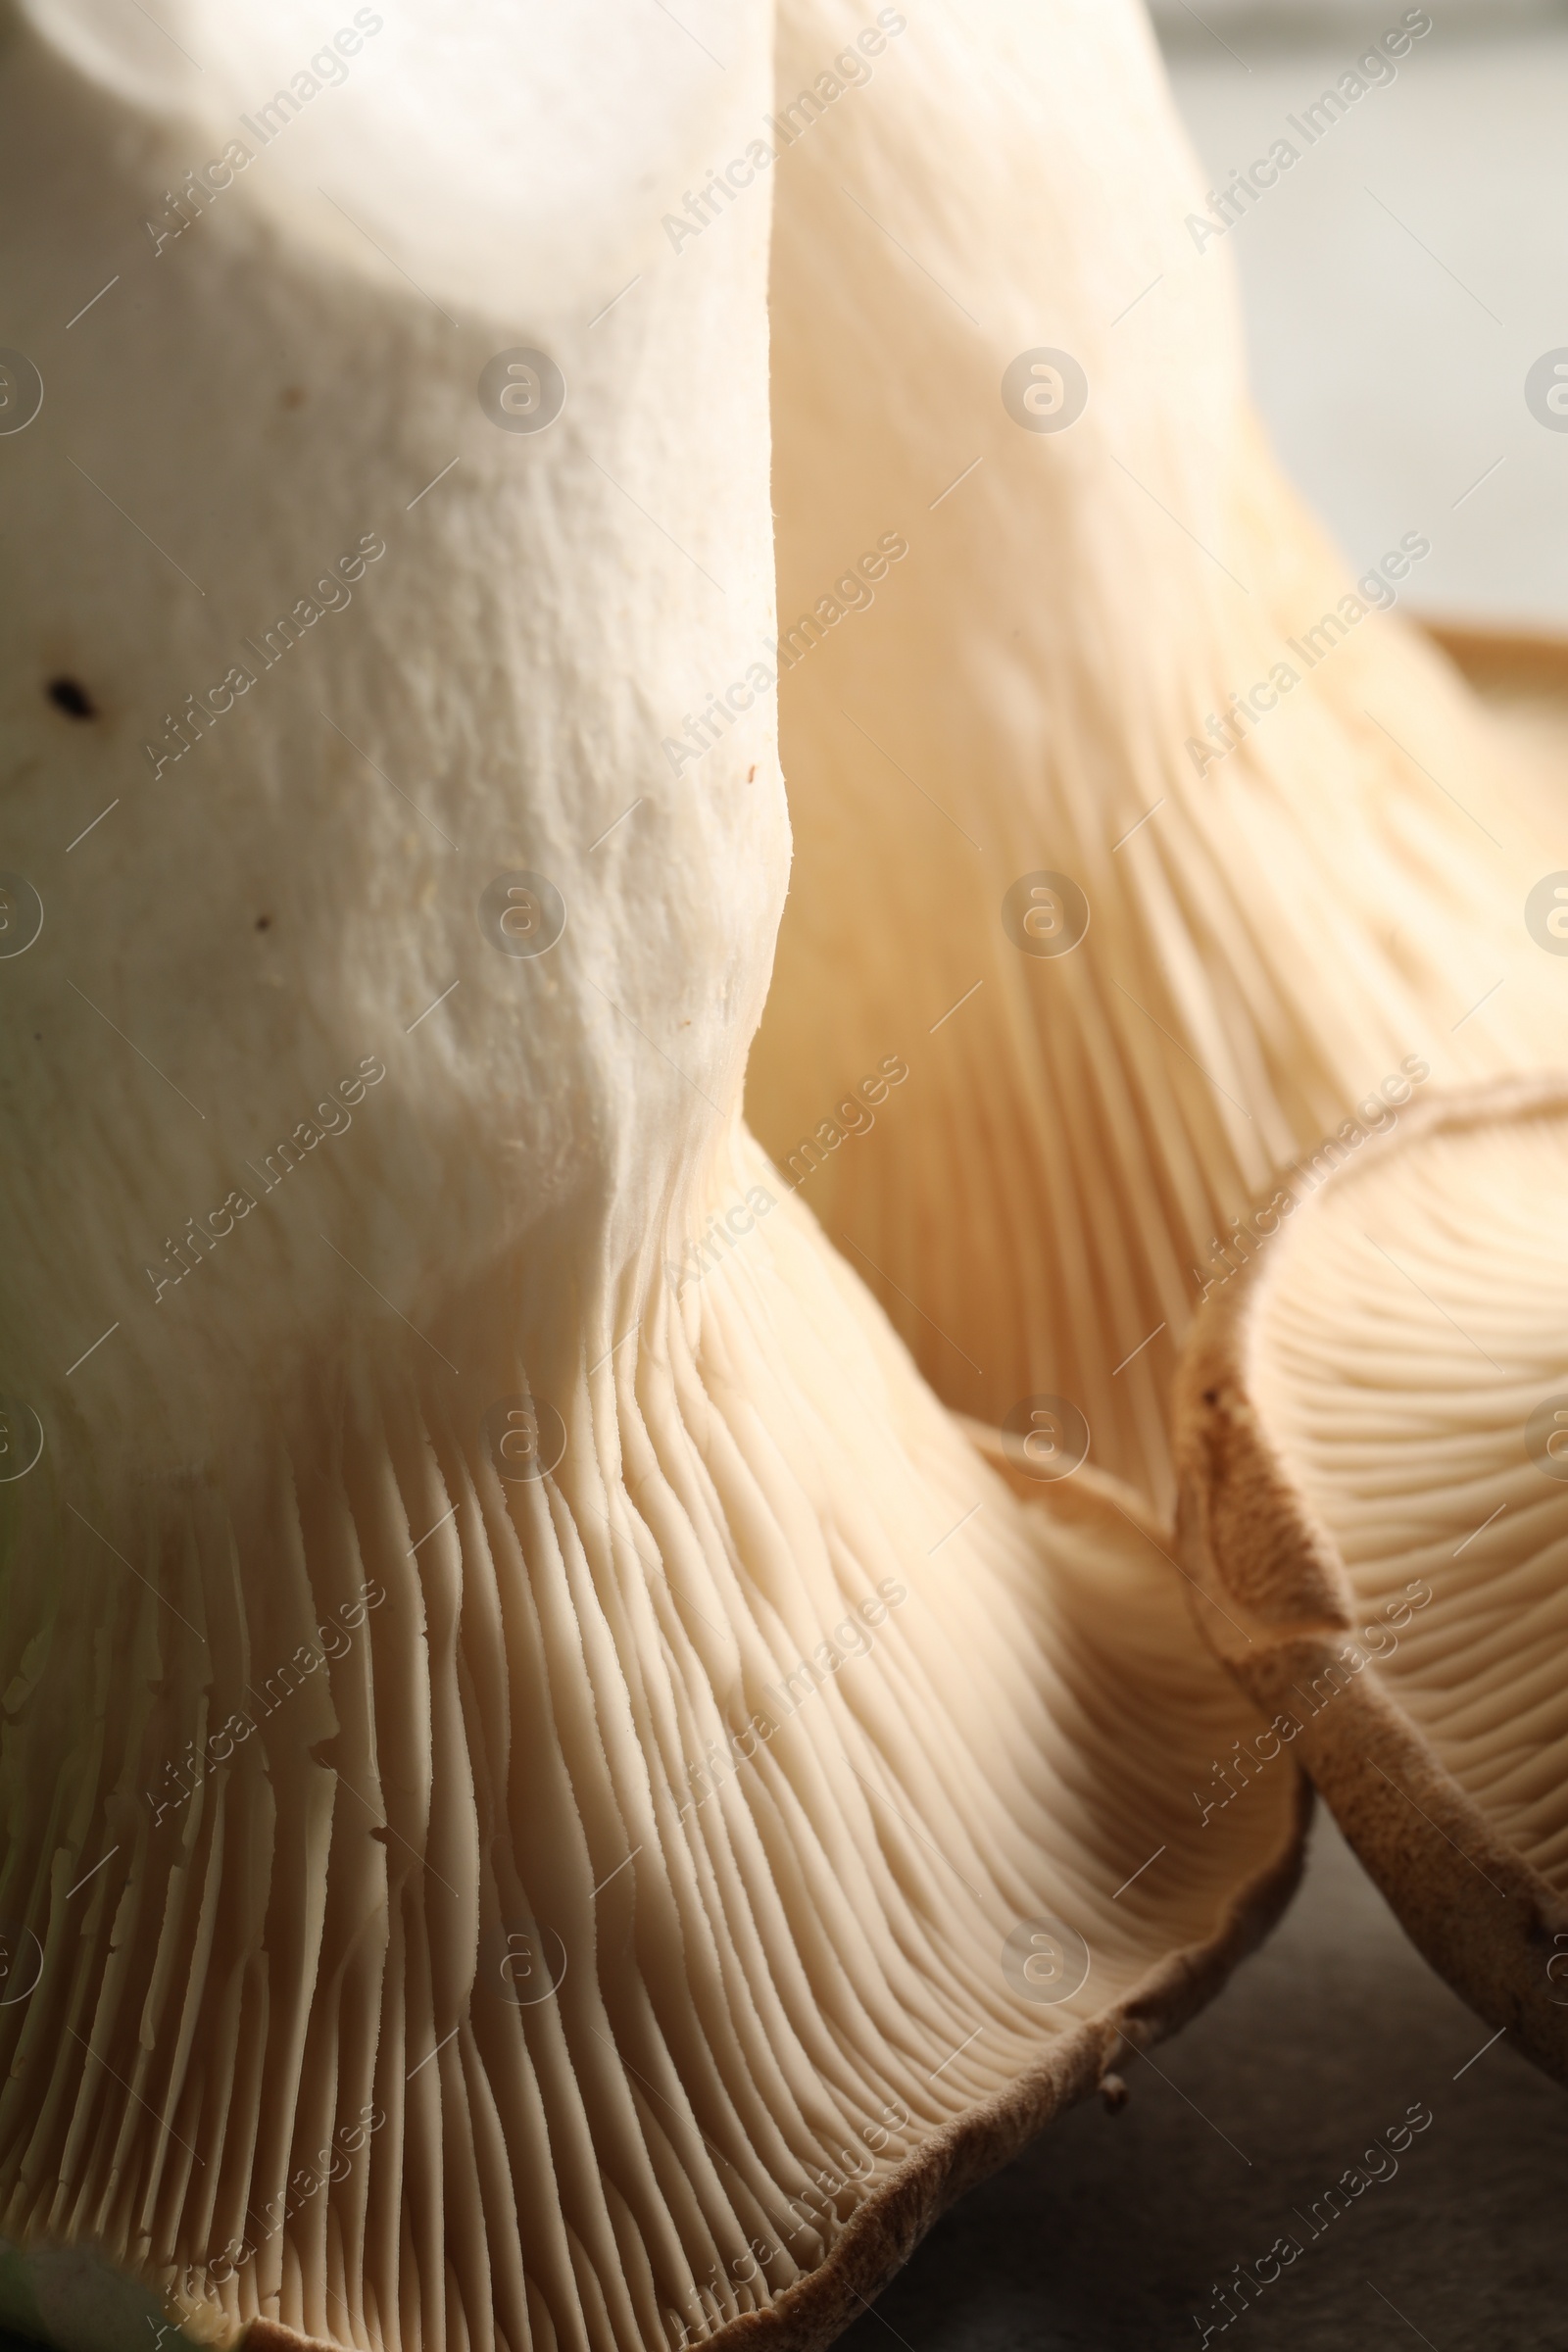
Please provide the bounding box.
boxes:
[1175,1077,1568,2083]
[748,0,1566,1513]
[0,5,1303,2350]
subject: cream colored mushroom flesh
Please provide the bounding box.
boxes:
[1177,1079,1568,2083]
[0,6,1304,2350]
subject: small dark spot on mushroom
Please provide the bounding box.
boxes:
[280,385,307,409]
[256,914,272,932]
[32,1033,41,1044]
[47,677,96,720]
[1201,1388,1218,1406]
[747,765,757,782]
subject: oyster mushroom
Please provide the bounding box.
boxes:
[748,0,1562,1510]
[1175,1076,1568,2082]
[0,5,1303,2349]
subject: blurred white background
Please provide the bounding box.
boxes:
[1153,0,1568,625]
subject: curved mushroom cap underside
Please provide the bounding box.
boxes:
[749,0,1568,1516]
[1176,1078,1568,2082]
[0,1147,1304,2352]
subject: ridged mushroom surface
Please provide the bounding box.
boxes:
[1176,1079,1568,2084]
[0,1182,1306,2352]
[748,0,1568,1512]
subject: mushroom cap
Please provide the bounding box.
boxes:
[748,0,1566,1512]
[1174,1075,1568,2082]
[0,1152,1309,2352]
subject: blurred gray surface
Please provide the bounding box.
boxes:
[840,1809,1567,2352]
[1162,2,1568,626]
[1151,0,1564,28]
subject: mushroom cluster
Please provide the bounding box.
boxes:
[0,2,1560,2351]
